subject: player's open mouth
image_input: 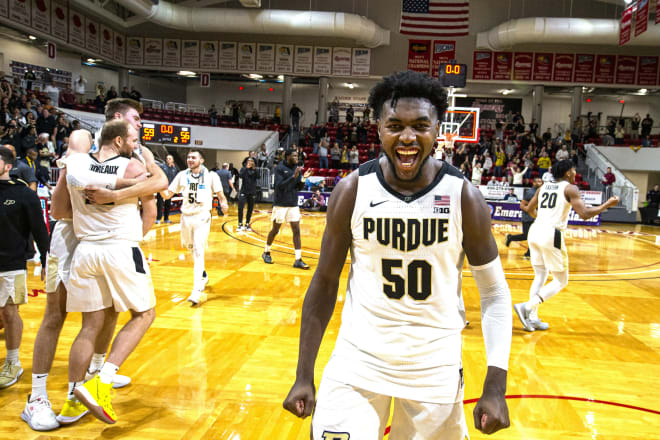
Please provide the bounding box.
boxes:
[395,147,420,169]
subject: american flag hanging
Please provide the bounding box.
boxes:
[400,0,470,37]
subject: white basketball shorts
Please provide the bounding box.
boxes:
[312,377,468,440]
[67,241,156,313]
[528,223,568,272]
[271,206,301,224]
[181,211,211,251]
[0,270,28,306]
[45,220,79,293]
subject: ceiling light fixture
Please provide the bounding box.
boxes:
[638,88,648,94]
[28,35,37,40]
[248,73,263,80]
[346,83,355,89]
[177,70,197,76]
[501,89,513,95]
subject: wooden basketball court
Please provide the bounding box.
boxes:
[1,204,659,439]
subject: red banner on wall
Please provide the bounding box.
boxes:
[615,55,637,84]
[512,52,533,81]
[532,53,554,81]
[619,5,633,45]
[492,52,512,80]
[553,53,575,82]
[635,0,650,37]
[637,56,659,86]
[656,0,660,24]
[431,40,456,78]
[574,54,595,83]
[407,40,431,74]
[472,51,492,80]
[594,55,615,83]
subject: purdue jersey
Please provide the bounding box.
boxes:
[535,180,572,230]
[324,159,467,404]
[66,153,143,243]
[169,167,223,216]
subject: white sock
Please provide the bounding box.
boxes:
[89,353,106,373]
[68,381,82,400]
[295,249,302,260]
[6,348,19,364]
[31,373,48,400]
[264,244,271,253]
[99,362,119,385]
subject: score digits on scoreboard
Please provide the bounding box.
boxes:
[141,123,191,145]
[438,62,467,88]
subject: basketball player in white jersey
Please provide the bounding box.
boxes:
[514,159,618,332]
[56,120,157,425]
[283,71,512,438]
[22,100,167,430]
[161,150,228,305]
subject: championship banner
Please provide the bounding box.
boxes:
[637,56,658,86]
[619,4,633,45]
[332,47,352,76]
[492,52,512,80]
[313,47,332,75]
[200,41,219,69]
[162,39,181,68]
[68,9,84,48]
[9,0,30,26]
[100,24,113,59]
[219,42,236,70]
[430,40,455,78]
[294,46,313,75]
[553,53,574,82]
[256,43,275,72]
[275,44,294,74]
[181,40,199,68]
[126,37,143,65]
[113,31,125,64]
[0,0,8,18]
[472,51,492,80]
[512,52,533,81]
[594,55,615,83]
[144,38,162,67]
[532,53,553,81]
[85,17,100,54]
[486,200,600,226]
[237,42,255,71]
[31,0,50,34]
[615,55,637,84]
[50,0,67,42]
[634,0,649,37]
[407,40,431,74]
[351,48,370,76]
[574,54,595,83]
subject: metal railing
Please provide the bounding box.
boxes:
[585,144,639,212]
[165,102,206,113]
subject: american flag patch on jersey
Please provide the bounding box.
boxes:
[434,195,451,206]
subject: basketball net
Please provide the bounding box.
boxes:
[444,132,456,150]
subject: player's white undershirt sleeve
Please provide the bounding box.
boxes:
[168,171,183,194]
[470,256,512,370]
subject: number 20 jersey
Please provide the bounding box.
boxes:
[323,159,467,404]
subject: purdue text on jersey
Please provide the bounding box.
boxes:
[363,217,449,251]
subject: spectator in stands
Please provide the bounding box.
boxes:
[482,151,492,175]
[42,97,55,112]
[257,144,268,168]
[510,165,528,187]
[537,151,551,178]
[345,105,354,123]
[367,143,377,161]
[330,142,341,169]
[640,184,659,225]
[505,138,516,157]
[289,104,303,132]
[36,134,54,168]
[503,188,518,202]
[105,85,118,102]
[631,113,641,137]
[156,154,178,224]
[19,125,36,158]
[238,105,246,126]
[363,106,371,122]
[318,136,329,169]
[642,135,652,148]
[35,108,56,140]
[302,189,326,212]
[614,124,625,145]
[44,80,59,106]
[121,86,130,98]
[494,145,505,177]
[54,115,70,152]
[297,145,307,167]
[328,99,339,123]
[602,167,615,198]
[251,108,260,126]
[21,101,37,120]
[11,108,25,128]
[607,118,616,136]
[0,121,19,149]
[357,120,368,144]
[209,104,218,126]
[641,114,653,138]
[555,144,569,161]
[71,120,80,131]
[93,88,105,113]
[216,163,235,214]
[602,132,615,146]
[570,149,579,168]
[349,145,359,170]
[59,84,76,108]
[529,118,538,136]
[129,86,142,102]
[74,75,87,103]
[4,144,36,191]
[340,144,349,169]
[273,106,281,124]
[471,162,483,186]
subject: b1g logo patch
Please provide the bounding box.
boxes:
[433,195,450,214]
[322,432,350,440]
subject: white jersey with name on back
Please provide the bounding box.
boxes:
[66,152,143,243]
[169,166,223,216]
[323,159,468,404]
[534,180,572,230]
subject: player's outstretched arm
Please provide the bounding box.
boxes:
[565,184,618,220]
[461,181,512,435]
[283,172,358,419]
[139,193,157,236]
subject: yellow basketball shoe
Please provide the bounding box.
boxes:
[56,398,89,424]
[73,376,117,424]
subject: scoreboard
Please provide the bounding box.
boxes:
[438,62,467,88]
[141,123,191,145]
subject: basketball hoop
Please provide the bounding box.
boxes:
[444,132,456,150]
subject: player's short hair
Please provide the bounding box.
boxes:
[104,98,143,121]
[100,119,130,146]
[284,148,297,158]
[368,71,448,120]
[551,159,574,180]
[187,149,204,160]
[0,146,14,165]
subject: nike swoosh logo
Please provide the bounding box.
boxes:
[370,200,388,207]
[35,374,48,379]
